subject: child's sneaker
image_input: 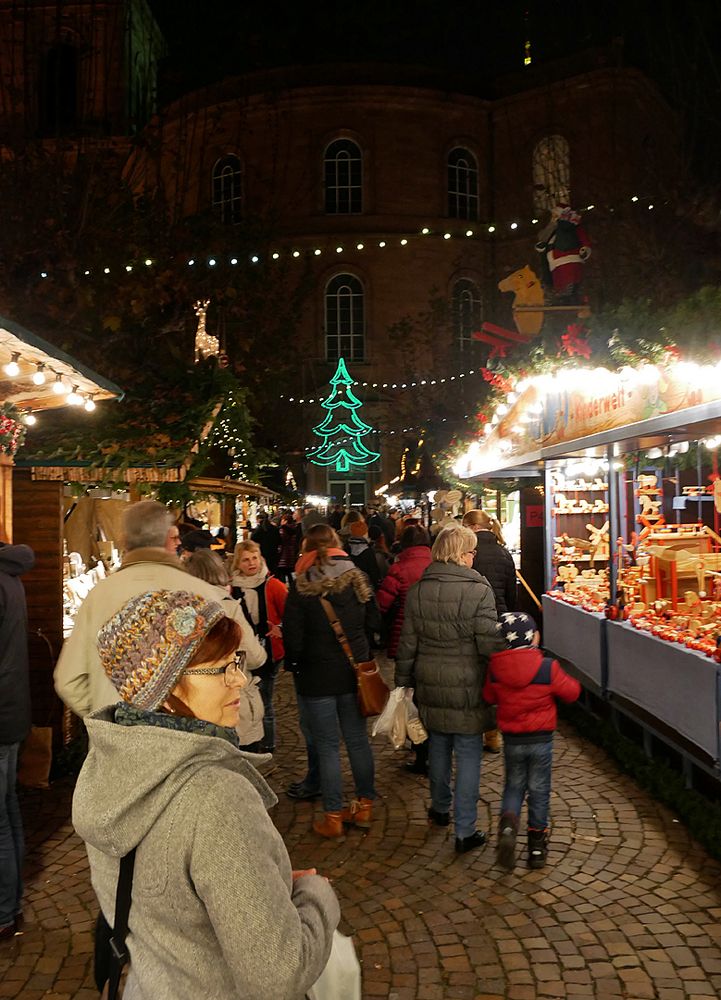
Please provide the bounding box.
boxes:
[496,812,518,870]
[527,828,548,869]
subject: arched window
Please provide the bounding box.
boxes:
[447,147,479,220]
[212,155,243,224]
[324,139,362,214]
[325,274,364,361]
[452,279,481,351]
[42,44,79,133]
[533,135,570,214]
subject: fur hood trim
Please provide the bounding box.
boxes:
[295,567,373,603]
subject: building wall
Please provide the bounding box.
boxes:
[0,0,164,138]
[0,15,682,500]
[135,66,678,499]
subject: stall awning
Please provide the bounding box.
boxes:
[0,314,122,410]
[187,476,278,500]
[455,360,721,482]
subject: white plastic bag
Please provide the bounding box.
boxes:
[307,930,361,1000]
[405,697,428,745]
[371,686,405,739]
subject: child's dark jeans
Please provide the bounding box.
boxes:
[501,738,553,829]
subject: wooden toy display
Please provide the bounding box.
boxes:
[548,468,721,658]
[551,471,611,573]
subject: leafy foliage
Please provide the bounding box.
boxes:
[20,361,272,502]
[0,403,27,456]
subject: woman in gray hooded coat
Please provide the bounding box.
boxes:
[395,524,502,854]
[73,589,339,1000]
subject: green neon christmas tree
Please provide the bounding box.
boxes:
[307,357,380,472]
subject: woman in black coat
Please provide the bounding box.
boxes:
[283,525,381,841]
[462,509,517,615]
[462,509,517,754]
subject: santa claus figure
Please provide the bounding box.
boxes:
[535,204,591,303]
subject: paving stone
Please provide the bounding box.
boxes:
[1,663,721,999]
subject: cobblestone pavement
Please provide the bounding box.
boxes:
[2,663,721,999]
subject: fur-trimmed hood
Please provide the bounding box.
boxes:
[295,558,373,603]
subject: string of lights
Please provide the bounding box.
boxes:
[0,350,97,424]
[302,414,471,451]
[210,388,250,475]
[32,192,663,281]
[281,365,484,404]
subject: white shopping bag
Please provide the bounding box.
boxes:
[371,686,405,739]
[307,931,361,1000]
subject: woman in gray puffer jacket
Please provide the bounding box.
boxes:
[395,524,503,854]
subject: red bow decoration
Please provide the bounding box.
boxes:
[561,323,592,359]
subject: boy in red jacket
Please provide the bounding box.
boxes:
[483,612,581,870]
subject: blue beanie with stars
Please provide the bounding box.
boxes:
[496,611,538,649]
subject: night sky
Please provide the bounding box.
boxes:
[147,0,720,180]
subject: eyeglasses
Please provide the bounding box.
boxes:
[184,650,247,685]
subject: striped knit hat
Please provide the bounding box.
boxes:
[98,590,225,710]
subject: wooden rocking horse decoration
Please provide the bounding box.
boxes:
[473,264,593,358]
[473,204,592,358]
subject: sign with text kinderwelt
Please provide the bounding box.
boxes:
[455,359,721,479]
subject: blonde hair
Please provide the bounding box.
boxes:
[231,540,261,574]
[186,549,230,587]
[431,523,478,565]
[303,523,342,565]
[462,508,506,546]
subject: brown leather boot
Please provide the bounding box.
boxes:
[483,729,502,753]
[312,812,346,841]
[341,797,373,829]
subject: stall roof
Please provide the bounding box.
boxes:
[187,476,278,499]
[458,362,721,483]
[0,314,122,410]
[470,397,721,480]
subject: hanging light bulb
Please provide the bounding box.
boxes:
[84,395,96,412]
[67,385,83,406]
[52,374,65,395]
[4,353,20,376]
[23,412,37,426]
[32,364,46,385]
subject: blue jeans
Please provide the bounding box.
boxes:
[297,693,375,812]
[428,731,483,840]
[293,676,320,791]
[501,739,553,830]
[256,659,280,750]
[0,743,23,927]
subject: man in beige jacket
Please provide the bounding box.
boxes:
[54,501,266,717]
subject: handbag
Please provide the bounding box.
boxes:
[94,848,136,999]
[307,930,361,1000]
[320,597,390,717]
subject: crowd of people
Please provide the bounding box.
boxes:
[0,495,580,996]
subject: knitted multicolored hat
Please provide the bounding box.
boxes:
[496,611,538,649]
[97,590,225,710]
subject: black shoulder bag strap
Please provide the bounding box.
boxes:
[106,847,137,1000]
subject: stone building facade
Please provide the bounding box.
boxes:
[0,3,681,502]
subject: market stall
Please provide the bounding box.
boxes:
[454,355,721,777]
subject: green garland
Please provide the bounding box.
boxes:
[437,285,721,483]
[0,402,27,456]
[21,360,274,502]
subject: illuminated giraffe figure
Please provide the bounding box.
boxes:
[193,299,219,362]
